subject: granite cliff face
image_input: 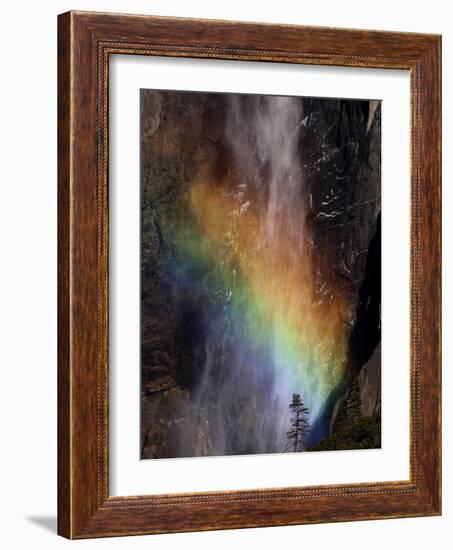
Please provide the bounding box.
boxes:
[140,90,381,458]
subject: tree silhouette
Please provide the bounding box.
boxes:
[286,393,310,452]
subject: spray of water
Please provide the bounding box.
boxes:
[168,94,349,456]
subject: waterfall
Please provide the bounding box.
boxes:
[175,95,318,456]
[141,90,381,460]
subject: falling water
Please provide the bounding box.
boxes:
[162,94,350,457]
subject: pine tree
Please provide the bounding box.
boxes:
[286,393,310,452]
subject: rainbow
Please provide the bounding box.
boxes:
[165,167,350,426]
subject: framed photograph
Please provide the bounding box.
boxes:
[58,11,441,538]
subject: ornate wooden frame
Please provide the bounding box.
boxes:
[58,10,441,539]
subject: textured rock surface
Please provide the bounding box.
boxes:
[140,90,381,458]
[358,343,381,417]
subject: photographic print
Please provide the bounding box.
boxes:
[140,89,381,459]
